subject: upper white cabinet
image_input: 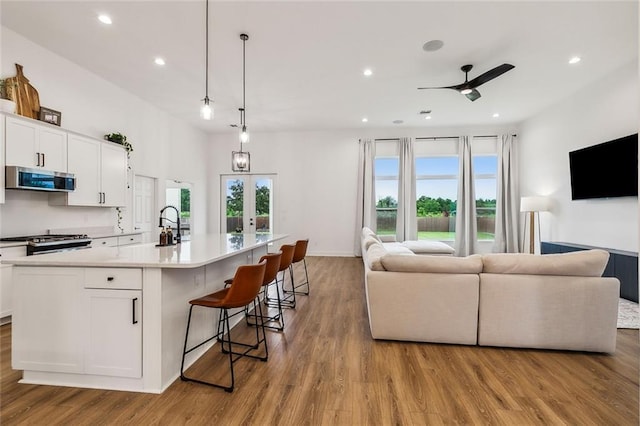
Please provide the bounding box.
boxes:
[5,115,67,172]
[53,134,127,207]
[0,115,5,204]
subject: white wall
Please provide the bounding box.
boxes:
[0,27,209,237]
[208,125,516,256]
[519,61,639,252]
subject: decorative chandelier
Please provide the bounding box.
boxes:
[232,33,250,172]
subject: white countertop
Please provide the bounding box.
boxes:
[3,233,287,268]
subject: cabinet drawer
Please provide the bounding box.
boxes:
[118,234,143,246]
[92,237,118,248]
[85,268,142,290]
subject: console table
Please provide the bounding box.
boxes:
[541,242,638,302]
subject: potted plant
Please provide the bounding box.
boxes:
[104,132,133,157]
[0,79,17,113]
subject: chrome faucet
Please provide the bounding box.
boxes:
[159,205,182,244]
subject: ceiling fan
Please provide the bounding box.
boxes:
[418,63,515,102]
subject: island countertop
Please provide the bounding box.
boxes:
[3,233,287,268]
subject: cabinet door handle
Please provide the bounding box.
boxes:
[41,153,45,167]
[132,297,138,324]
[107,276,114,281]
[36,152,41,167]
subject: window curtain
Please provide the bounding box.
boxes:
[454,136,477,256]
[354,138,376,255]
[493,134,519,253]
[396,137,417,242]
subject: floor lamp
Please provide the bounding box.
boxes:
[520,196,550,254]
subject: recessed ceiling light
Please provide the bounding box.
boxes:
[154,57,166,66]
[362,118,368,123]
[423,40,444,52]
[98,14,112,25]
[569,56,581,64]
[424,115,432,120]
[492,113,500,118]
[363,69,373,77]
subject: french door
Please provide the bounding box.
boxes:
[220,174,276,234]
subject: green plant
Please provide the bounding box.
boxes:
[104,132,133,155]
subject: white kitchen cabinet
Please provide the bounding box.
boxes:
[51,134,127,207]
[84,288,142,378]
[0,115,5,203]
[92,236,119,248]
[12,266,143,379]
[118,234,143,246]
[12,267,85,373]
[5,115,67,171]
[0,245,27,324]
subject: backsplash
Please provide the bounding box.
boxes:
[0,190,121,237]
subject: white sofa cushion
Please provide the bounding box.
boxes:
[481,249,609,277]
[362,235,381,250]
[402,240,455,255]
[381,242,415,255]
[381,253,483,274]
[364,242,388,271]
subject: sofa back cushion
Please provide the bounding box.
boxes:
[364,242,388,271]
[481,249,610,277]
[381,253,483,274]
[361,227,380,241]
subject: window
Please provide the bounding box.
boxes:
[374,157,398,235]
[473,155,497,241]
[415,156,458,241]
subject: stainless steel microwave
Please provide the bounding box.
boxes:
[5,166,76,192]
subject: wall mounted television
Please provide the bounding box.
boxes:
[569,133,638,200]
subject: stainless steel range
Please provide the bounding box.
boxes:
[0,234,92,255]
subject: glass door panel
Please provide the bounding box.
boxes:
[221,174,276,234]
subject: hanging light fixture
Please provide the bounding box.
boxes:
[232,33,250,172]
[200,0,213,120]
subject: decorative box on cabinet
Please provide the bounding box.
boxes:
[4,115,67,171]
[541,242,638,302]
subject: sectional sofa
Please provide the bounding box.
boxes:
[361,228,620,353]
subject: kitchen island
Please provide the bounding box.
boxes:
[4,233,286,393]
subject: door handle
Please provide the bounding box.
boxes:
[250,218,254,226]
[132,297,138,324]
[36,152,41,167]
[41,153,45,167]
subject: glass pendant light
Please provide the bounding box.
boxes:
[200,0,213,120]
[232,34,250,172]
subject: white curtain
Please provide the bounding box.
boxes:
[493,134,520,253]
[354,138,376,255]
[396,137,417,241]
[454,136,477,256]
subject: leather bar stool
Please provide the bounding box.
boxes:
[285,239,310,296]
[243,252,284,330]
[180,260,267,392]
[265,244,296,322]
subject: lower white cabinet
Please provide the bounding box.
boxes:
[13,267,85,373]
[85,289,142,378]
[0,246,28,324]
[12,266,142,378]
[92,234,142,248]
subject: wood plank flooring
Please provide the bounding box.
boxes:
[1,256,638,425]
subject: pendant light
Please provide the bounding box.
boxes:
[200,0,213,120]
[232,33,250,172]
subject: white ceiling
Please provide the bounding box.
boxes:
[1,1,638,135]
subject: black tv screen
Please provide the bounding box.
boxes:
[569,133,638,200]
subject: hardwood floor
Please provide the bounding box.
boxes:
[1,256,638,425]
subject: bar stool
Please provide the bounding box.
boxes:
[242,252,283,330]
[285,239,310,296]
[180,260,267,392]
[265,244,296,323]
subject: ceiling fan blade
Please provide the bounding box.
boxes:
[465,89,481,102]
[466,63,515,89]
[417,85,463,90]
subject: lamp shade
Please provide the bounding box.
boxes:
[520,196,550,212]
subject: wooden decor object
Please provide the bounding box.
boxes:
[5,64,40,119]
